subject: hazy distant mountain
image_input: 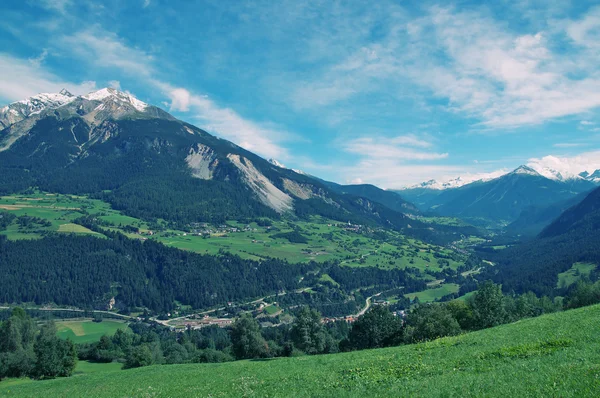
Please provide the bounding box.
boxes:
[397,165,595,226]
[540,186,600,239]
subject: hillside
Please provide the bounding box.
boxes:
[505,192,588,237]
[2,304,599,397]
[481,186,600,295]
[540,186,600,238]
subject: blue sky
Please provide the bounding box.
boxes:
[1,0,600,187]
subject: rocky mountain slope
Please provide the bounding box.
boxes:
[1,88,448,239]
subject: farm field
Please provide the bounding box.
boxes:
[55,320,130,344]
[557,262,598,288]
[0,193,469,273]
[2,304,598,397]
[404,283,460,303]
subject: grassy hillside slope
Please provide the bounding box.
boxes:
[3,305,599,397]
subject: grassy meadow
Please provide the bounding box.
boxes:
[557,262,598,288]
[2,304,598,397]
[55,320,130,344]
[0,192,469,273]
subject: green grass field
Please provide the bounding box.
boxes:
[404,283,460,303]
[557,262,597,288]
[2,305,599,397]
[55,320,130,344]
[0,193,469,274]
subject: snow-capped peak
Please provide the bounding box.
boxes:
[82,88,147,112]
[268,158,286,168]
[0,90,77,129]
[59,88,74,97]
[510,165,540,176]
[403,169,509,190]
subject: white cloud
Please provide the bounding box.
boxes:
[0,53,95,103]
[341,160,486,189]
[55,29,292,160]
[39,0,71,13]
[553,143,584,148]
[28,49,48,68]
[580,120,595,126]
[290,4,600,129]
[143,0,151,8]
[108,80,121,90]
[527,152,600,178]
[60,29,154,78]
[162,86,292,159]
[343,135,447,161]
[566,6,600,48]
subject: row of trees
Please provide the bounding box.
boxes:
[3,279,599,381]
[0,309,77,380]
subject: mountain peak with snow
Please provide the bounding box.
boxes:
[82,88,148,112]
[510,165,540,176]
[59,88,74,97]
[268,158,286,168]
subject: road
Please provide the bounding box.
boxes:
[0,306,135,320]
[355,292,382,317]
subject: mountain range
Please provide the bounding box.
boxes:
[397,165,597,229]
[1,88,454,241]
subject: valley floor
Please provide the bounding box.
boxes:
[2,304,599,397]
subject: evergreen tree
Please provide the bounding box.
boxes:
[345,306,403,350]
[470,281,508,329]
[291,307,332,355]
[230,314,268,360]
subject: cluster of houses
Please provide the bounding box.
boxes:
[184,222,259,237]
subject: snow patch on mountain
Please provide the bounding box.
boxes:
[268,158,286,168]
[404,169,509,190]
[228,154,293,213]
[510,165,540,176]
[0,90,76,129]
[83,88,147,112]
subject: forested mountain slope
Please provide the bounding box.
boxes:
[540,186,600,238]
[481,187,600,295]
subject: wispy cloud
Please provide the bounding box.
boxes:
[289,4,600,129]
[60,29,154,78]
[343,135,446,161]
[28,49,48,68]
[553,143,585,148]
[39,0,71,14]
[165,86,292,159]
[0,53,95,102]
[55,28,293,160]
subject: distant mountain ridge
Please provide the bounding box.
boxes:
[397,165,596,226]
[402,164,600,191]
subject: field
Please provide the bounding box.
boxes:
[557,262,598,288]
[404,283,460,303]
[2,304,598,397]
[55,320,130,344]
[0,193,468,273]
